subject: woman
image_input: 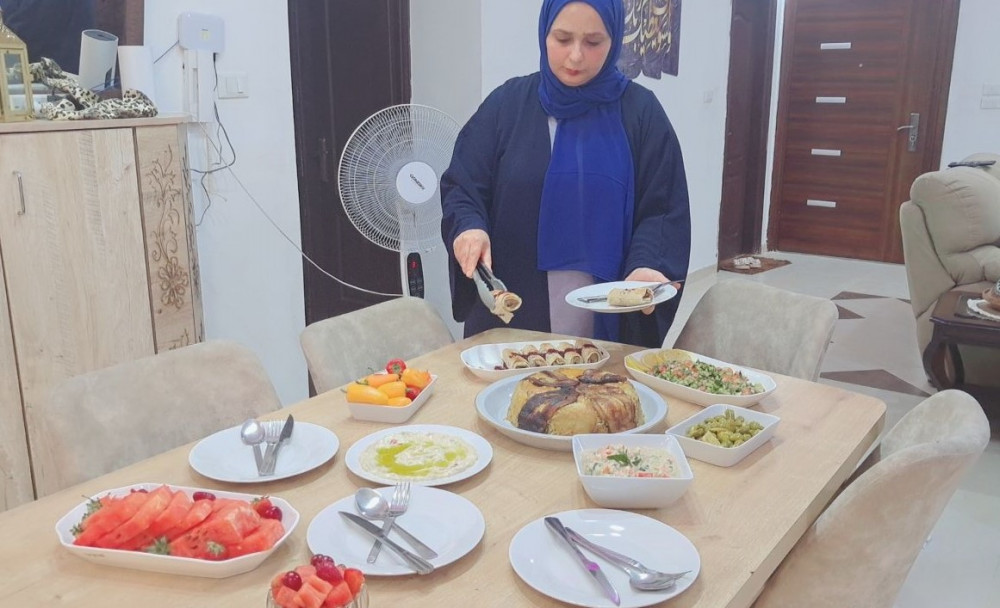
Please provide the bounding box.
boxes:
[440,0,690,347]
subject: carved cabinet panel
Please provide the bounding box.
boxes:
[0,119,202,509]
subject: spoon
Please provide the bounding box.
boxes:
[354,488,438,559]
[239,419,265,475]
[564,525,689,592]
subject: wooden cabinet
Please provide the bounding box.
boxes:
[0,117,202,508]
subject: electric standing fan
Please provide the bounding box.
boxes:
[337,104,462,337]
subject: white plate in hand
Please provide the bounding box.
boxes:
[307,485,485,576]
[189,422,339,483]
[509,508,699,607]
[565,281,678,313]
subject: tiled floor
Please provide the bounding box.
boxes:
[671,252,1000,608]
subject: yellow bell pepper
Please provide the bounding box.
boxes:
[377,380,407,399]
[386,396,413,407]
[345,382,389,405]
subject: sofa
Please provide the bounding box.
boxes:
[900,152,1000,386]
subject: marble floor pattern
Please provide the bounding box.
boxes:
[670,252,1000,608]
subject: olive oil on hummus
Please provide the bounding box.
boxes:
[361,431,478,481]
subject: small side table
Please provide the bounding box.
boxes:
[923,291,1000,419]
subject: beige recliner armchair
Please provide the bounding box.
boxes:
[900,152,1000,386]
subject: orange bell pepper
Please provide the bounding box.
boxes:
[401,367,432,389]
[345,382,389,405]
[363,372,399,388]
[386,396,413,407]
[377,380,407,399]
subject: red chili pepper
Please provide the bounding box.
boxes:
[385,358,407,375]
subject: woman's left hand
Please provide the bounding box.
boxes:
[624,267,670,315]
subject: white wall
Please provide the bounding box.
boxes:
[410,0,483,125]
[145,1,307,405]
[940,0,1000,166]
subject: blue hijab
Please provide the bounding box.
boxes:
[536,0,634,339]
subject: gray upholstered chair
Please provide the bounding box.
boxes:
[29,340,281,497]
[300,296,454,394]
[670,280,838,380]
[753,389,990,608]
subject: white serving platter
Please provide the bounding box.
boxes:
[460,340,610,382]
[55,483,299,578]
[475,372,668,452]
[624,349,777,407]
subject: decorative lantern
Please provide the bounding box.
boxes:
[0,9,34,122]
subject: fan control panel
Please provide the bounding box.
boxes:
[406,253,425,298]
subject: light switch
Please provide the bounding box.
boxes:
[218,71,249,99]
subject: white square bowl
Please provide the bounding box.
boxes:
[347,374,437,423]
[666,404,780,467]
[572,433,694,509]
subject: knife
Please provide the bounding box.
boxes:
[264,415,294,475]
[339,512,435,575]
[545,517,620,606]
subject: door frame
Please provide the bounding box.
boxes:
[717,0,778,265]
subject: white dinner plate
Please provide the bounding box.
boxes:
[565,281,678,314]
[474,372,668,451]
[189,422,340,483]
[624,349,777,407]
[307,485,486,576]
[55,483,299,578]
[344,424,493,486]
[460,340,611,382]
[509,509,700,607]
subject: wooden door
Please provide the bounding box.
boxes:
[769,0,959,262]
[718,0,777,263]
[288,0,411,328]
[0,129,155,484]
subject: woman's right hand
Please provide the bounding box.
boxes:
[453,229,492,278]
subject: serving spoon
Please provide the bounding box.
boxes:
[239,419,265,475]
[354,488,438,559]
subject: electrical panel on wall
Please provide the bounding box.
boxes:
[178,13,225,123]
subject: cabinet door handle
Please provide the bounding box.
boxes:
[14,171,25,215]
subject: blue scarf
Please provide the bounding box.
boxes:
[536,0,634,340]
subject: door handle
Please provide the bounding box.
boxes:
[896,113,920,152]
[14,171,25,215]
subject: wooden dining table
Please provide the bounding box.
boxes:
[0,328,886,608]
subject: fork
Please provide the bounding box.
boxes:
[260,420,283,477]
[368,482,410,563]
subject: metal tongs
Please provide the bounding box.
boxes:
[473,262,507,309]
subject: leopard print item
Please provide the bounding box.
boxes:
[30,57,158,121]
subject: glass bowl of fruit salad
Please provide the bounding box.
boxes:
[268,554,368,608]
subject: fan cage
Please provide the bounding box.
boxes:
[338,104,461,252]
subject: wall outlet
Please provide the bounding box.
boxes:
[981,95,1000,110]
[218,71,249,99]
[179,12,225,53]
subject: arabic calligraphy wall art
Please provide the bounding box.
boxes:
[618,0,681,79]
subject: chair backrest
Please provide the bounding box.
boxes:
[29,340,281,497]
[300,296,454,394]
[671,280,838,380]
[753,389,990,608]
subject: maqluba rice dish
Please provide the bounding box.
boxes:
[360,431,477,480]
[506,368,643,436]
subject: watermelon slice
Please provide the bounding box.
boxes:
[161,498,214,541]
[93,485,173,549]
[230,518,285,557]
[73,490,149,546]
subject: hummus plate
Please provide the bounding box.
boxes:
[345,424,493,486]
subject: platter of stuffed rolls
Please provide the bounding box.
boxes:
[459,339,611,381]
